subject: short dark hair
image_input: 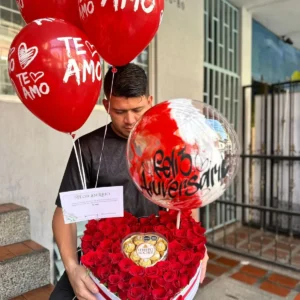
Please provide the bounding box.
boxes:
[104,63,149,99]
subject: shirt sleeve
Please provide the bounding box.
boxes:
[55,139,91,207]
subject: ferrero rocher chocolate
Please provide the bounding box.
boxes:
[139,258,152,267]
[122,233,168,267]
[123,242,135,253]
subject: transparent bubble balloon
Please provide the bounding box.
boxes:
[127,99,241,210]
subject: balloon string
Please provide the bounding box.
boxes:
[176,210,182,229]
[71,134,86,190]
[78,139,87,189]
[95,67,117,188]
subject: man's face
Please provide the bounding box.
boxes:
[103,95,153,138]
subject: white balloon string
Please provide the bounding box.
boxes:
[71,135,85,190]
[78,139,87,189]
[95,68,116,188]
[176,210,182,229]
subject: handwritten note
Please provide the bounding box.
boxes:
[60,186,124,224]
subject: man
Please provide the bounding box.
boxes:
[50,63,208,300]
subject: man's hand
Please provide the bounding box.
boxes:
[68,264,98,300]
[200,249,209,284]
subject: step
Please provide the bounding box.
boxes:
[0,240,50,299]
[10,284,54,300]
[0,203,30,246]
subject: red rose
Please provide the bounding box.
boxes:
[101,224,115,237]
[127,287,146,300]
[111,240,122,253]
[108,274,121,285]
[81,240,93,254]
[163,271,177,282]
[180,274,189,288]
[108,283,118,293]
[187,265,198,278]
[151,278,162,290]
[120,271,131,282]
[172,279,181,289]
[196,242,207,255]
[180,239,192,248]
[109,252,124,264]
[178,251,195,265]
[129,265,145,276]
[158,211,175,224]
[168,240,183,256]
[192,251,205,264]
[119,224,131,238]
[140,217,151,225]
[92,232,104,248]
[180,219,192,229]
[130,224,141,233]
[110,231,120,241]
[181,210,192,218]
[95,250,110,265]
[193,225,205,236]
[95,265,111,281]
[81,251,97,268]
[166,222,176,230]
[169,261,182,272]
[119,290,128,300]
[155,278,166,287]
[118,281,131,291]
[99,239,113,251]
[149,215,160,225]
[179,266,188,274]
[152,288,168,300]
[129,276,147,288]
[145,267,160,279]
[155,261,170,271]
[97,221,107,231]
[119,258,134,272]
[153,225,170,237]
[173,228,187,239]
[187,229,206,245]
[81,234,93,242]
[140,225,154,233]
[85,219,98,233]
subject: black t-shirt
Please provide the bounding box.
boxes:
[56,124,159,218]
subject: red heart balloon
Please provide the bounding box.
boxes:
[15,0,82,28]
[8,18,102,133]
[79,0,164,66]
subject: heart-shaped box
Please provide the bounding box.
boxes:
[81,210,206,300]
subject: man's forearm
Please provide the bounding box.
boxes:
[52,207,78,274]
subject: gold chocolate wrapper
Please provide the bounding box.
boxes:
[122,233,168,268]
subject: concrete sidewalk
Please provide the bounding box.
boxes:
[196,276,284,300]
[194,247,300,300]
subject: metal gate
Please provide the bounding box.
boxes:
[207,80,300,271]
[203,0,240,231]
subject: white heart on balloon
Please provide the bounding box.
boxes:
[30,71,44,83]
[85,41,98,57]
[18,43,38,69]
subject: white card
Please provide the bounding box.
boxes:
[60,186,124,224]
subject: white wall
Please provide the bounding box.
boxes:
[0,96,108,282]
[156,0,204,102]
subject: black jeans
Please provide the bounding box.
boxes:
[50,250,81,300]
[49,271,75,300]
